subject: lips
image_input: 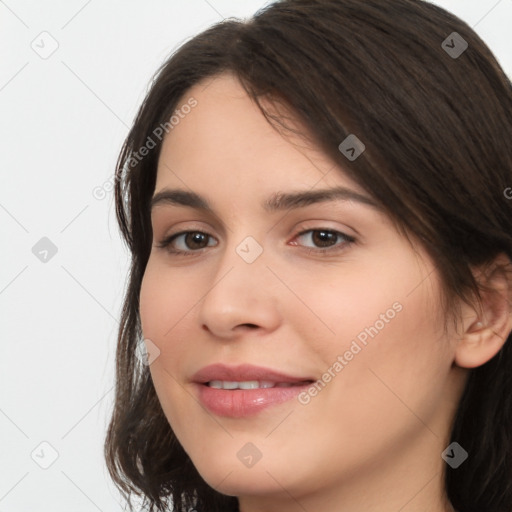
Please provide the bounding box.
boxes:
[191,364,315,417]
[192,363,314,386]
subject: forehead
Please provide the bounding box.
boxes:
[155,72,366,196]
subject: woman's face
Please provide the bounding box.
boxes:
[139,73,465,509]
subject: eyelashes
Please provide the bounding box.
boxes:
[156,228,356,258]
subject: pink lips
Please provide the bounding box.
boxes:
[192,363,312,384]
[192,363,314,418]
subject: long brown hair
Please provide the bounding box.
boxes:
[105,1,512,511]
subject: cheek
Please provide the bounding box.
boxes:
[140,270,161,332]
[139,258,195,345]
[284,259,407,361]
[289,252,448,419]
[139,260,204,377]
[139,262,193,436]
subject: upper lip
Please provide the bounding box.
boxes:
[192,363,314,384]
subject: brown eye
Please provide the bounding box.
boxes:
[293,229,356,253]
[183,232,210,249]
[157,231,217,255]
[311,230,338,247]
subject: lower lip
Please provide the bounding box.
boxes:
[196,382,312,418]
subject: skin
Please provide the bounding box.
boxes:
[139,72,512,512]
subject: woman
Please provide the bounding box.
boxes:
[104,1,512,511]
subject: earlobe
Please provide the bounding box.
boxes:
[454,253,512,369]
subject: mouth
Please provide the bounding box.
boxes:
[191,363,316,417]
[192,362,314,386]
[204,380,313,390]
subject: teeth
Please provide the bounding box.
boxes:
[207,380,296,389]
[239,381,260,390]
[220,381,239,389]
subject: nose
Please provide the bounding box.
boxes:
[197,241,281,339]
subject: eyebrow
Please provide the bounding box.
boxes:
[150,186,382,213]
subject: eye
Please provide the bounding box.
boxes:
[291,228,356,255]
[156,227,356,257]
[156,230,217,256]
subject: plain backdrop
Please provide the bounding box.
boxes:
[1,1,510,510]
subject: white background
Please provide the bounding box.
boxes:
[1,1,510,510]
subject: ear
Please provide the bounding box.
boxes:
[454,252,512,369]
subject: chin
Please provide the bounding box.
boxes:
[191,456,293,497]
[202,470,286,497]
